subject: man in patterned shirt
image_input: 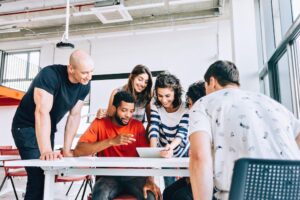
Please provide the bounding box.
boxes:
[188,60,300,200]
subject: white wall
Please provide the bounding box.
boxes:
[231,0,260,91]
[0,106,17,146]
[0,19,261,147]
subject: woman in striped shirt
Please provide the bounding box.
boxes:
[148,72,189,187]
[163,80,206,200]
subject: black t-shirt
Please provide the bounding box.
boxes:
[12,64,90,132]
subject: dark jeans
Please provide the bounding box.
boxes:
[163,177,219,200]
[163,177,192,200]
[163,176,176,188]
[92,176,155,200]
[12,127,54,200]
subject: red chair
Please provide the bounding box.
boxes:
[87,193,137,200]
[55,175,92,200]
[56,149,93,199]
[0,146,13,151]
[0,149,27,200]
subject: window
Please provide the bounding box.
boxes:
[296,35,300,62]
[272,0,282,46]
[292,0,300,20]
[260,75,270,97]
[260,0,276,60]
[257,0,300,116]
[2,50,40,91]
[276,52,293,111]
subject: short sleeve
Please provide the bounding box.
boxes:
[33,66,59,95]
[78,119,100,143]
[78,82,91,101]
[188,100,212,141]
[289,112,300,138]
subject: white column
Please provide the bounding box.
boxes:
[230,0,260,92]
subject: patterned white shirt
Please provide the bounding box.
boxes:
[189,88,300,199]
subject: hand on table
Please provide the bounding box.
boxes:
[160,144,173,158]
[40,151,63,160]
[62,149,74,157]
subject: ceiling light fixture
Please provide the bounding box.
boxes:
[56,0,74,49]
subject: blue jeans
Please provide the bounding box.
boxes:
[12,127,54,200]
[92,176,155,200]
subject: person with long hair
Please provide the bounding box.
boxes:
[97,65,153,123]
[148,72,189,187]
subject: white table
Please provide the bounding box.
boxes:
[0,155,20,161]
[6,157,189,200]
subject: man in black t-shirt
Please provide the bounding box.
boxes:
[11,49,94,200]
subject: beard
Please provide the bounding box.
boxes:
[114,114,129,126]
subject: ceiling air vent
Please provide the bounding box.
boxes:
[95,0,120,7]
[90,4,132,24]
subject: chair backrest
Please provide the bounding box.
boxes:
[229,158,300,200]
[0,145,13,150]
[0,149,20,156]
[0,146,13,155]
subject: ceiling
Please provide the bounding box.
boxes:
[0,0,227,42]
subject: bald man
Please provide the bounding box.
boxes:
[11,50,94,200]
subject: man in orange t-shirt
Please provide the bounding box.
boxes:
[74,91,161,200]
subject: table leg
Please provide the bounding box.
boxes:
[43,170,55,200]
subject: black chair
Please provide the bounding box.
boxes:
[229,158,300,200]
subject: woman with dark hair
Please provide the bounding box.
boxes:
[148,72,189,187]
[163,80,206,200]
[97,64,153,123]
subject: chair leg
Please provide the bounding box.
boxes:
[88,179,93,191]
[9,177,19,200]
[0,176,8,191]
[65,181,74,196]
[74,180,86,200]
[81,179,89,200]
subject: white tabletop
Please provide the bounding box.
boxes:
[5,157,189,200]
[5,157,189,168]
[0,155,20,161]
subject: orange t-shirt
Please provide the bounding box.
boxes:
[78,117,149,157]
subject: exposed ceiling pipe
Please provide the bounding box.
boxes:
[0,0,221,31]
[0,3,94,17]
[0,0,95,14]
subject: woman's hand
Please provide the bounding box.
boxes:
[96,108,107,119]
[160,144,173,158]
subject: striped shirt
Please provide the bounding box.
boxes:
[148,99,190,157]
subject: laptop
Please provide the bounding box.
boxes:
[136,147,165,158]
